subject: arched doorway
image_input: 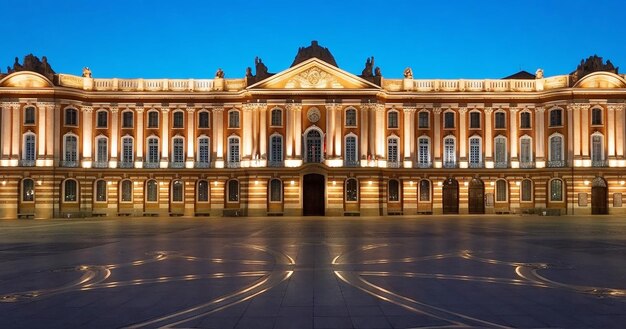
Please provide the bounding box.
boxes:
[305,130,323,163]
[468,178,485,214]
[303,174,325,216]
[591,177,608,215]
[442,178,459,214]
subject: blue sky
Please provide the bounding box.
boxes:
[3,0,626,79]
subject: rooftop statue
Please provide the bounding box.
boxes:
[361,56,375,77]
[291,40,338,67]
[255,57,270,80]
[403,67,413,79]
[7,54,55,80]
[82,67,92,78]
[571,55,619,83]
[215,68,224,78]
[535,68,543,79]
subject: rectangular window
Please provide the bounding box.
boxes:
[198,112,210,128]
[96,111,108,128]
[122,138,134,163]
[469,138,481,165]
[97,138,108,163]
[148,139,159,163]
[520,138,532,163]
[418,138,429,165]
[198,138,210,164]
[444,112,455,128]
[387,139,398,163]
[173,139,184,163]
[387,112,398,129]
[122,111,133,128]
[95,181,107,202]
[197,181,209,202]
[469,112,480,129]
[148,112,159,128]
[418,112,429,129]
[419,180,430,202]
[495,112,506,129]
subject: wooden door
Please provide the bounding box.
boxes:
[442,178,459,214]
[303,174,325,216]
[468,178,485,214]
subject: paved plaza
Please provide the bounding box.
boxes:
[0,215,625,328]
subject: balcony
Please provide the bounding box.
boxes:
[519,161,535,169]
[169,162,185,169]
[60,160,78,168]
[226,161,241,169]
[268,160,284,168]
[92,161,109,168]
[143,162,160,169]
[494,161,508,169]
[468,161,484,169]
[387,161,402,168]
[547,160,566,168]
[344,160,359,167]
[119,161,134,168]
[18,159,35,167]
[443,161,457,169]
[591,160,609,168]
[415,161,432,169]
[194,161,211,169]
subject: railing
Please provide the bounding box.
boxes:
[519,161,535,169]
[468,161,484,169]
[387,161,402,168]
[268,160,284,167]
[415,161,432,169]
[494,161,508,169]
[344,160,360,167]
[18,159,35,167]
[547,160,566,168]
[226,161,241,169]
[194,161,211,168]
[143,162,160,169]
[119,161,134,168]
[92,161,109,168]
[60,160,78,168]
[443,161,457,169]
[592,160,609,168]
[169,162,185,169]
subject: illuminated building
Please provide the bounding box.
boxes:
[1,43,625,218]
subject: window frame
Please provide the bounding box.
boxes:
[172,110,185,129]
[197,180,210,203]
[269,178,283,203]
[64,108,78,127]
[171,136,185,164]
[63,133,79,163]
[468,135,483,165]
[519,111,532,129]
[121,110,134,129]
[21,178,35,202]
[388,179,400,203]
[345,178,359,203]
[494,111,506,129]
[345,108,357,127]
[591,107,603,126]
[146,136,160,164]
[94,179,107,203]
[119,179,133,203]
[269,133,283,163]
[443,111,455,129]
[520,179,533,202]
[196,136,211,164]
[549,108,563,127]
[198,110,211,129]
[469,110,481,129]
[147,110,160,128]
[548,133,565,162]
[493,135,508,164]
[227,135,241,165]
[386,135,400,163]
[344,133,358,165]
[549,178,564,203]
[417,136,431,166]
[171,180,184,203]
[418,111,429,129]
[146,179,159,203]
[270,108,283,127]
[121,135,135,164]
[227,179,240,203]
[419,179,431,202]
[23,106,36,126]
[95,135,109,163]
[591,133,605,162]
[62,179,79,203]
[387,110,399,129]
[495,179,508,202]
[22,132,36,161]
[228,109,240,129]
[519,135,533,163]
[96,110,108,129]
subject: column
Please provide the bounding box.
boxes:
[110,106,119,161]
[535,107,545,163]
[581,105,589,158]
[616,104,624,158]
[326,105,334,157]
[484,107,493,166]
[186,107,195,164]
[46,104,54,160]
[607,104,616,158]
[368,105,376,158]
[334,106,342,157]
[37,103,46,157]
[572,104,581,159]
[433,107,441,165]
[285,104,293,158]
[1,103,11,158]
[375,104,385,158]
[360,105,368,164]
[251,105,258,158]
[294,105,302,158]
[11,103,20,159]
[567,105,574,165]
[242,104,252,160]
[409,108,416,158]
[136,107,144,161]
[458,107,467,166]
[53,105,61,162]
[403,109,411,160]
[161,108,169,163]
[81,106,94,164]
[509,108,518,165]
[259,106,267,159]
[213,107,224,163]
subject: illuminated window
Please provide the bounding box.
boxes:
[388,180,400,202]
[228,110,240,128]
[521,179,533,202]
[591,108,603,126]
[95,180,107,202]
[122,110,134,128]
[63,134,78,163]
[147,111,159,128]
[228,136,240,165]
[147,137,159,164]
[345,108,357,127]
[120,180,133,202]
[344,135,358,166]
[227,180,239,202]
[197,180,209,202]
[387,110,399,129]
[63,179,78,202]
[198,111,210,128]
[520,111,531,129]
[271,108,282,126]
[22,178,34,202]
[24,106,36,125]
[96,110,108,128]
[172,137,184,164]
[469,111,480,129]
[387,137,399,163]
[197,137,210,165]
[549,134,563,162]
[443,137,456,166]
[173,111,184,128]
[418,111,429,129]
[22,133,36,162]
[494,111,506,129]
[269,179,282,202]
[345,178,358,202]
[417,137,430,166]
[172,180,183,202]
[65,108,78,126]
[121,137,134,164]
[146,180,158,202]
[305,130,322,163]
[550,179,563,202]
[419,180,430,202]
[444,112,455,128]
[520,136,532,163]
[96,137,108,163]
[591,134,604,162]
[494,136,507,165]
[496,180,507,202]
[469,137,482,166]
[549,109,562,127]
[270,134,283,164]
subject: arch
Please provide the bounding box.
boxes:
[591,177,608,215]
[387,109,399,129]
[145,179,159,202]
[345,107,357,127]
[442,178,459,214]
[119,179,133,202]
[20,178,35,202]
[172,110,185,129]
[62,178,79,203]
[147,109,160,128]
[269,178,283,202]
[171,180,184,202]
[304,126,324,163]
[573,71,626,89]
[0,71,54,88]
[270,107,283,127]
[228,109,241,128]
[22,131,36,162]
[468,178,485,214]
[94,179,107,203]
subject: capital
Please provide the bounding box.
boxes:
[535,106,545,113]
[186,107,196,113]
[161,108,170,113]
[110,106,119,113]
[509,107,519,114]
[483,107,493,115]
[432,107,442,114]
[458,107,467,115]
[136,107,144,114]
[285,103,302,111]
[212,107,224,113]
[374,104,385,112]
[403,106,417,113]
[608,104,625,112]
[81,106,93,113]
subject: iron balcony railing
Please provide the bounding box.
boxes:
[18,159,35,167]
[519,161,535,169]
[226,161,241,169]
[415,161,432,169]
[547,160,566,168]
[169,162,185,169]
[468,161,484,169]
[119,161,134,168]
[494,161,508,169]
[92,161,109,168]
[591,160,608,168]
[344,160,359,167]
[143,162,160,169]
[60,160,78,168]
[268,160,284,167]
[387,161,402,168]
[194,161,211,169]
[443,161,457,168]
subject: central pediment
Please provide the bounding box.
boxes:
[248,58,380,90]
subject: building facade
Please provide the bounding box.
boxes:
[1,44,625,219]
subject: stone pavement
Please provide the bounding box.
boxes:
[0,215,625,328]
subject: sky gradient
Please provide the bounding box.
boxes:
[3,0,626,79]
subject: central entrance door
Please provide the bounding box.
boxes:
[591,177,608,215]
[468,178,485,214]
[442,178,459,214]
[303,174,325,216]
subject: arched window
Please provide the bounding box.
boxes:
[387,110,399,129]
[96,110,108,128]
[121,136,134,165]
[419,179,431,202]
[171,137,185,165]
[549,179,564,202]
[549,108,562,127]
[147,110,159,128]
[198,111,210,128]
[120,180,133,202]
[443,136,456,167]
[95,136,108,164]
[228,110,240,128]
[197,137,210,166]
[269,179,282,202]
[65,108,78,126]
[444,111,455,128]
[305,129,322,163]
[94,180,107,202]
[146,137,160,164]
[591,133,604,164]
[197,180,209,202]
[228,136,240,166]
[494,136,507,167]
[469,136,482,167]
[591,107,603,126]
[418,111,429,129]
[494,111,506,129]
[388,180,400,202]
[387,136,399,165]
[469,111,481,129]
[549,134,564,165]
[270,108,282,126]
[173,111,184,129]
[146,180,158,202]
[345,178,358,202]
[519,136,533,166]
[63,179,78,202]
[344,134,358,166]
[24,106,36,125]
[122,110,134,128]
[520,111,531,129]
[171,180,184,202]
[22,133,36,162]
[227,180,239,202]
[63,134,78,166]
[417,136,430,167]
[345,108,357,127]
[495,179,508,202]
[521,179,533,202]
[269,134,283,165]
[22,178,35,202]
